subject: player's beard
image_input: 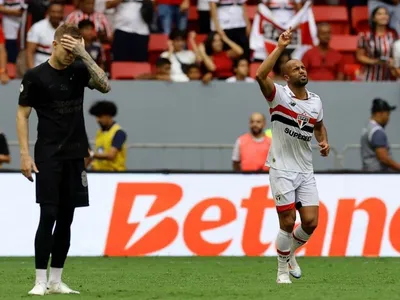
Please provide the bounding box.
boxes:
[294,77,308,87]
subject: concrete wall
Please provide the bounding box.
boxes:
[1,80,400,170]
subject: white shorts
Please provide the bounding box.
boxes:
[269,168,319,212]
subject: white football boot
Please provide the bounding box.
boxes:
[276,272,292,284]
[46,282,80,294]
[288,255,302,279]
[28,282,47,296]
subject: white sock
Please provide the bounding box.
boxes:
[290,225,311,256]
[49,267,63,283]
[35,269,47,284]
[276,229,292,274]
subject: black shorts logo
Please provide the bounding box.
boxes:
[81,171,88,187]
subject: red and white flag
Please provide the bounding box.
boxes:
[250,1,318,61]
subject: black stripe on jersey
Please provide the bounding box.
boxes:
[271,114,314,133]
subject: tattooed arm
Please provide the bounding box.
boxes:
[60,35,111,93]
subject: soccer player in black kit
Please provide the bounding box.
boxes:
[16,23,110,295]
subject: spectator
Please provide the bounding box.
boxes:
[232,112,271,172]
[0,132,10,168]
[136,57,172,80]
[360,98,400,172]
[356,6,398,81]
[197,0,210,34]
[272,51,291,81]
[65,0,112,43]
[0,25,9,84]
[78,20,106,70]
[108,0,151,62]
[199,31,243,80]
[28,0,50,25]
[392,37,400,78]
[88,101,127,171]
[368,0,400,35]
[209,0,250,58]
[302,23,344,81]
[160,30,198,82]
[26,2,64,69]
[186,64,202,80]
[226,57,255,82]
[157,0,189,34]
[0,0,26,63]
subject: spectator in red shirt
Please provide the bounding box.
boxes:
[157,0,189,34]
[0,26,9,84]
[198,31,243,80]
[65,0,112,43]
[302,23,344,81]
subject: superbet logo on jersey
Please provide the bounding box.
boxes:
[104,182,400,257]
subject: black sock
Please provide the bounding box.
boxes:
[35,205,58,269]
[50,206,75,268]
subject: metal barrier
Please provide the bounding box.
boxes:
[7,141,400,170]
[8,141,343,169]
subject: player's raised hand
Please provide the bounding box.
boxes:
[319,141,330,157]
[60,35,86,57]
[278,27,293,49]
[20,154,39,182]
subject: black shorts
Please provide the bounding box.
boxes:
[35,159,89,208]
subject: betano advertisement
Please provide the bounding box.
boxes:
[0,173,399,257]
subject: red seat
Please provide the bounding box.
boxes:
[188,6,198,21]
[6,63,16,79]
[247,5,258,21]
[313,6,350,34]
[330,34,358,64]
[111,62,151,80]
[351,6,369,33]
[149,34,168,64]
[250,62,261,78]
[64,5,75,18]
[344,63,361,81]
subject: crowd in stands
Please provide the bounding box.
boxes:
[1,0,400,83]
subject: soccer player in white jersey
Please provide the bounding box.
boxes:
[255,28,330,284]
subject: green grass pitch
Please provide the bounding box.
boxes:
[0,257,399,300]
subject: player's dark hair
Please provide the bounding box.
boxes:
[273,50,291,75]
[169,29,187,41]
[156,57,171,68]
[89,101,117,117]
[54,23,82,41]
[78,19,95,30]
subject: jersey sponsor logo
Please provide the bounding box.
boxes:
[284,127,312,141]
[296,113,310,129]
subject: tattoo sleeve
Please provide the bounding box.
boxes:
[80,51,111,93]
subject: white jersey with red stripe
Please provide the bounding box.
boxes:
[265,83,323,173]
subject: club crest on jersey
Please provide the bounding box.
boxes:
[297,113,310,129]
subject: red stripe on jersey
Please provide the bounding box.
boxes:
[270,104,317,125]
[37,44,51,49]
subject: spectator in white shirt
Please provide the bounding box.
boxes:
[26,2,64,69]
[0,0,25,63]
[226,57,255,82]
[108,0,151,62]
[392,38,400,79]
[209,0,250,59]
[160,29,199,82]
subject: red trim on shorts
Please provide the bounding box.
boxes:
[266,85,276,102]
[293,233,306,244]
[277,249,290,256]
[276,203,296,212]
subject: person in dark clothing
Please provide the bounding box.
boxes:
[16,23,110,296]
[0,132,11,168]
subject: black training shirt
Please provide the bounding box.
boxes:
[19,61,92,162]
